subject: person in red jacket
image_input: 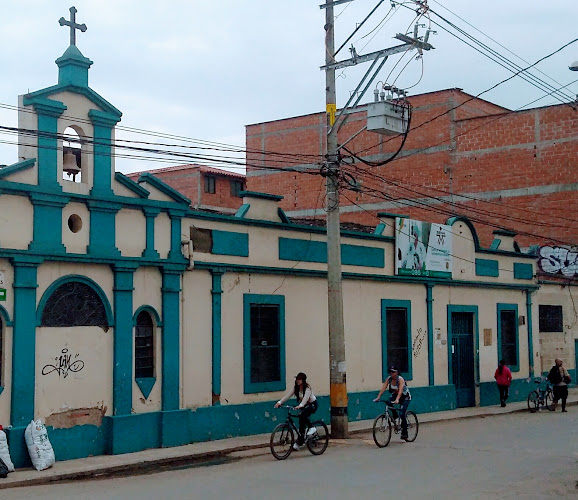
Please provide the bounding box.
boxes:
[494,360,512,407]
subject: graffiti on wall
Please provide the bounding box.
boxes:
[42,348,85,378]
[413,328,426,357]
[537,246,578,278]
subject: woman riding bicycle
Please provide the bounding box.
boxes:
[274,372,318,450]
[373,365,412,440]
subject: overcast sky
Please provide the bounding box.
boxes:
[0,0,577,175]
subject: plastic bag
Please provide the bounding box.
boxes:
[0,428,14,472]
[25,420,55,471]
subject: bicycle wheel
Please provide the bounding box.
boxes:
[545,389,554,411]
[404,411,419,442]
[527,391,539,413]
[372,413,392,448]
[270,423,294,460]
[306,420,329,455]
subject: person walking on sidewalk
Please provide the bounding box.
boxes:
[494,360,512,407]
[548,359,571,412]
[274,372,318,450]
[373,366,412,440]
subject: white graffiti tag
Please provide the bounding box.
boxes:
[537,246,578,278]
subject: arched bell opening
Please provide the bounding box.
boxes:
[62,126,84,183]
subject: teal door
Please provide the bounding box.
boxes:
[451,312,475,408]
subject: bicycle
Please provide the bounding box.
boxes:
[372,401,419,448]
[527,377,554,413]
[269,405,329,460]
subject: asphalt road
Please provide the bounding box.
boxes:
[4,410,577,500]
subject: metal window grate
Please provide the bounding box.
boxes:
[135,312,154,378]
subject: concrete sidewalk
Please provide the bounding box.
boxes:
[1,389,576,490]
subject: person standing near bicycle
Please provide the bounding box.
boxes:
[373,366,411,440]
[548,359,571,412]
[274,372,318,450]
[494,360,512,407]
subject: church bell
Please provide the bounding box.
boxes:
[63,149,81,180]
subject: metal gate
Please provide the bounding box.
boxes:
[451,312,475,408]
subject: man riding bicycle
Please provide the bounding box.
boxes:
[373,365,412,440]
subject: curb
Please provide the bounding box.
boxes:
[1,399,576,489]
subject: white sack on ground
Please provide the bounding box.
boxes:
[0,428,14,472]
[25,420,55,471]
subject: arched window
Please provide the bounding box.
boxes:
[63,126,83,183]
[135,312,154,378]
[41,281,108,329]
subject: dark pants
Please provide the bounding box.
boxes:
[497,384,509,406]
[390,394,410,437]
[298,400,318,445]
[553,385,568,411]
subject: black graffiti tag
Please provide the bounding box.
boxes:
[413,328,426,357]
[42,348,85,378]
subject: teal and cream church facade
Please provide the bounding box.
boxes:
[0,18,575,467]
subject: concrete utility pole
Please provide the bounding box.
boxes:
[323,0,349,439]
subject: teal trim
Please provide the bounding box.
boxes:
[239,191,283,201]
[243,294,286,393]
[87,201,121,257]
[110,413,161,454]
[168,212,187,262]
[11,261,39,426]
[475,258,499,277]
[135,377,156,399]
[28,193,68,254]
[161,409,193,447]
[514,263,533,280]
[133,305,162,327]
[478,248,533,259]
[277,207,290,223]
[211,271,223,403]
[446,216,481,250]
[0,159,36,179]
[37,274,114,326]
[89,111,117,197]
[0,305,13,327]
[113,265,136,415]
[194,261,540,291]
[235,204,250,218]
[56,45,93,87]
[526,291,535,377]
[490,239,501,251]
[0,387,3,395]
[447,305,480,386]
[34,100,66,190]
[373,223,386,235]
[342,243,384,268]
[497,303,520,372]
[138,173,191,205]
[115,172,150,198]
[161,271,182,410]
[479,377,534,406]
[426,284,435,386]
[24,85,121,119]
[142,208,160,260]
[377,212,408,219]
[381,299,413,381]
[212,230,249,257]
[279,238,385,268]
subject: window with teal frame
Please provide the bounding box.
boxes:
[243,294,285,394]
[497,303,519,372]
[381,299,412,381]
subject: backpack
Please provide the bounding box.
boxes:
[547,365,562,384]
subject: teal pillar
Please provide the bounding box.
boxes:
[141,208,160,260]
[162,268,182,411]
[28,193,68,254]
[526,290,535,377]
[113,264,137,415]
[10,258,41,426]
[426,284,435,386]
[211,270,223,405]
[87,200,121,257]
[167,210,186,262]
[27,98,66,189]
[88,110,121,198]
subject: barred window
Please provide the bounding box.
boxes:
[135,312,154,378]
[539,305,563,332]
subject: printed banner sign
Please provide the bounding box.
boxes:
[395,218,452,278]
[0,289,5,301]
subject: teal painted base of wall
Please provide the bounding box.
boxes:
[5,426,31,468]
[480,378,539,406]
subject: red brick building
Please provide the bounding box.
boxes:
[127,164,246,214]
[245,89,578,248]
